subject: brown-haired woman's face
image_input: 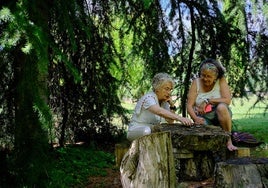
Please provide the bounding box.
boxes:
[200,69,217,87]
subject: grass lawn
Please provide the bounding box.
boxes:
[230,96,268,158]
[231,96,268,143]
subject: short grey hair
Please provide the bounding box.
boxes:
[200,63,219,78]
[199,58,226,78]
[152,73,175,91]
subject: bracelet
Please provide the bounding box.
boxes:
[170,106,177,110]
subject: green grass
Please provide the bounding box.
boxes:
[230,96,268,158]
[231,96,268,143]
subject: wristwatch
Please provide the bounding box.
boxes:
[204,98,210,104]
[170,106,177,110]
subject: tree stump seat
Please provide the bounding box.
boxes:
[234,147,251,158]
[115,141,131,167]
[214,157,268,187]
[120,132,176,188]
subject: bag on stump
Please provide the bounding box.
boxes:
[231,131,264,147]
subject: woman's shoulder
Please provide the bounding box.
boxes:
[191,78,199,89]
[142,91,156,98]
[219,76,227,81]
[134,91,157,114]
[189,78,198,85]
[218,77,228,85]
[139,91,157,102]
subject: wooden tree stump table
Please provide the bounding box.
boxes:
[154,123,231,182]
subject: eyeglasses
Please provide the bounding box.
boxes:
[200,73,215,79]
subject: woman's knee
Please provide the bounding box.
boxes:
[216,103,229,113]
[216,103,232,120]
[143,126,151,135]
[127,126,151,141]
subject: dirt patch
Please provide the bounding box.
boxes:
[85,167,215,188]
[86,168,122,188]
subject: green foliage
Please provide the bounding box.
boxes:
[47,145,115,187]
[143,0,154,9]
[110,16,148,99]
[0,7,19,48]
[0,1,53,187]
[0,2,53,125]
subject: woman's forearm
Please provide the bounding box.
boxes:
[187,105,198,120]
[208,97,231,105]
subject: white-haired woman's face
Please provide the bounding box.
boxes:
[155,81,173,102]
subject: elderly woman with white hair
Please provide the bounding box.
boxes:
[127,72,193,141]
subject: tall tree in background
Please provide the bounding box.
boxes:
[0,0,52,186]
[244,0,268,104]
[48,0,127,147]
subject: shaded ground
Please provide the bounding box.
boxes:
[86,169,214,188]
[86,167,122,188]
[85,143,122,188]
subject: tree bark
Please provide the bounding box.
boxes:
[154,124,231,182]
[120,132,176,188]
[13,1,50,186]
[214,158,268,187]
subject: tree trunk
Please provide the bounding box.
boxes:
[13,1,50,186]
[115,142,130,167]
[120,132,176,188]
[14,49,49,186]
